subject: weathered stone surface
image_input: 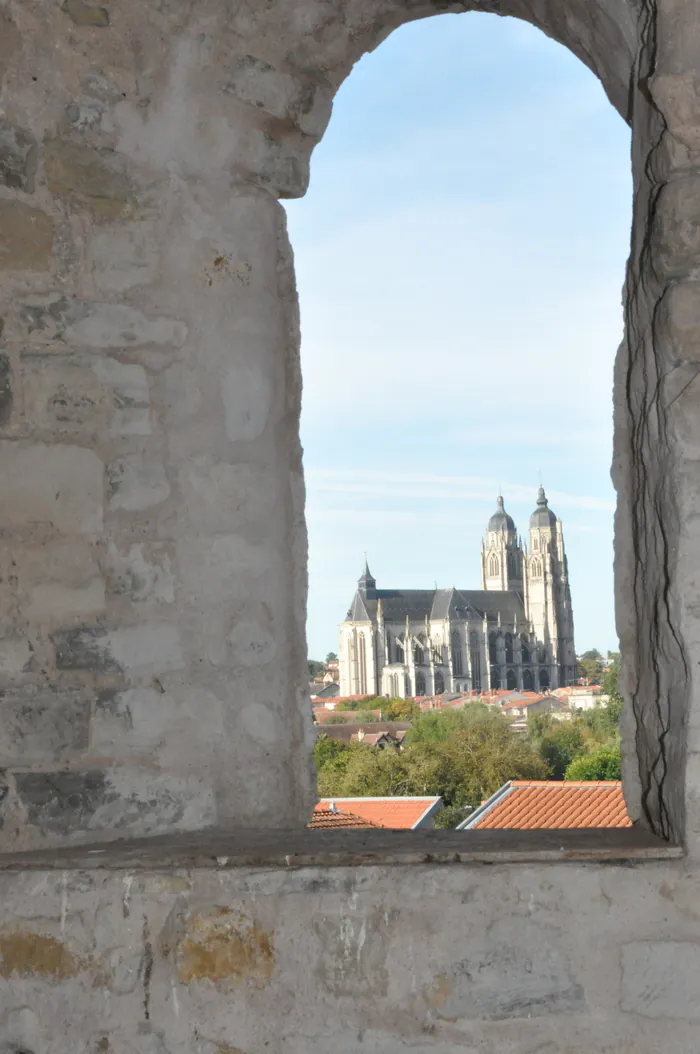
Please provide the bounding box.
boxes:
[62,0,109,26]
[223,55,332,138]
[89,223,160,293]
[221,362,273,442]
[19,293,87,343]
[0,687,90,762]
[17,539,105,622]
[108,454,171,511]
[173,907,275,986]
[44,140,131,218]
[105,542,174,604]
[621,941,700,1018]
[0,201,54,270]
[64,304,187,349]
[14,771,113,834]
[53,623,184,677]
[0,351,12,427]
[0,443,103,534]
[0,119,38,192]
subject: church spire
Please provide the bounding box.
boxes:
[358,558,376,596]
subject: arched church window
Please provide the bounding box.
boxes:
[490,667,500,690]
[488,631,498,664]
[415,671,426,696]
[507,551,517,578]
[505,632,514,663]
[488,553,499,577]
[521,635,530,663]
[506,668,516,690]
[523,668,535,691]
[533,535,539,551]
[531,557,542,579]
[434,670,445,695]
[539,668,550,689]
[396,641,404,663]
[414,645,423,665]
[452,631,463,676]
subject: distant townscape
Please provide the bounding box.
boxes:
[308,495,622,831]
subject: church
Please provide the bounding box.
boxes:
[339,488,577,698]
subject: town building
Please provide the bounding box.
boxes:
[339,490,577,697]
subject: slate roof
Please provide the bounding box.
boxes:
[317,797,442,829]
[458,781,631,830]
[345,587,526,624]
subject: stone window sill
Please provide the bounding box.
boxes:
[0,827,681,871]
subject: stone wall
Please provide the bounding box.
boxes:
[0,855,697,1054]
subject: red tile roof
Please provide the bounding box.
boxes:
[309,804,380,829]
[316,797,442,829]
[462,781,631,830]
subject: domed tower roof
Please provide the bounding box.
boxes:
[530,486,557,528]
[488,495,515,532]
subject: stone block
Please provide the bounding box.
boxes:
[621,941,700,1018]
[64,304,187,349]
[17,539,105,622]
[89,222,160,293]
[426,924,585,1020]
[44,140,131,219]
[62,0,109,26]
[222,361,273,442]
[176,458,276,534]
[53,623,184,677]
[0,201,54,271]
[105,541,175,604]
[22,358,112,437]
[0,637,33,675]
[19,293,87,343]
[653,178,700,279]
[172,906,275,986]
[108,453,171,511]
[223,55,331,139]
[0,686,91,762]
[0,442,103,534]
[177,535,270,604]
[14,770,114,834]
[0,119,38,191]
[91,357,151,436]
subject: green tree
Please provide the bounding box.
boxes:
[324,714,349,724]
[537,722,586,779]
[383,697,420,721]
[406,704,490,744]
[308,659,325,678]
[527,712,555,741]
[322,712,549,813]
[564,743,622,781]
[578,657,602,683]
[354,710,381,723]
[581,648,602,660]
[326,651,338,663]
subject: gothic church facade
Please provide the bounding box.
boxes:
[339,489,576,697]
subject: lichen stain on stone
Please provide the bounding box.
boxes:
[426,974,454,1010]
[217,1045,247,1054]
[0,930,87,979]
[176,907,274,986]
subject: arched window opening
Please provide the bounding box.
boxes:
[434,670,445,695]
[452,631,463,676]
[523,668,535,691]
[539,668,550,689]
[396,641,404,664]
[415,671,426,696]
[507,551,517,578]
[488,631,498,664]
[531,557,542,579]
[533,535,539,551]
[488,553,499,577]
[490,668,501,690]
[414,645,423,665]
[506,668,516,690]
[505,632,514,664]
[521,636,530,663]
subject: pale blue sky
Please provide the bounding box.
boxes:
[285,12,631,661]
